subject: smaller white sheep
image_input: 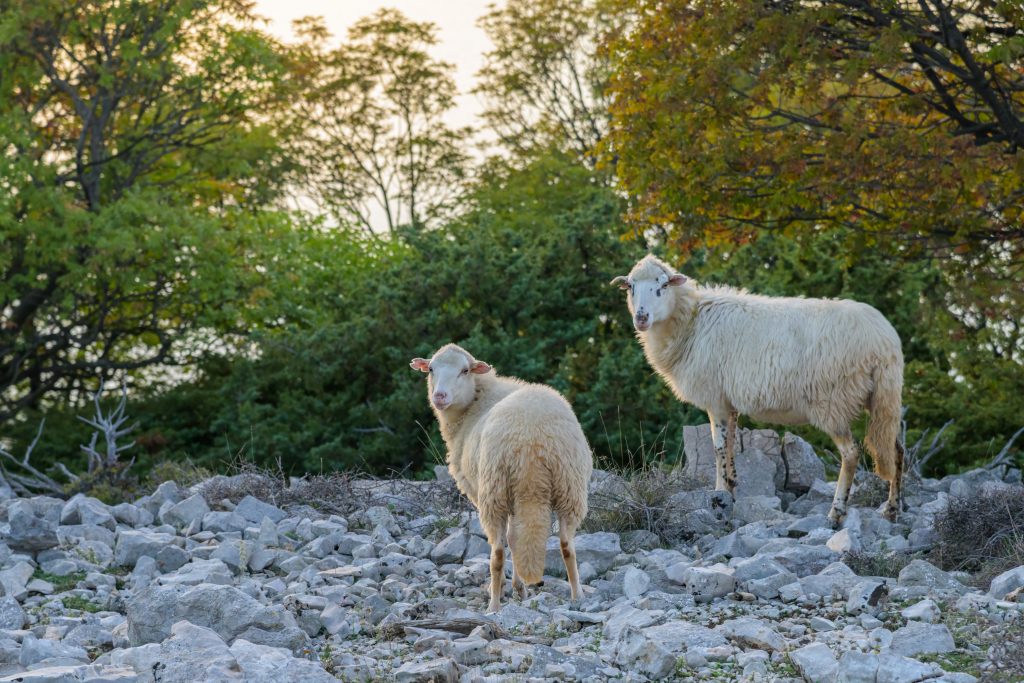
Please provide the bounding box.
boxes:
[411,343,592,612]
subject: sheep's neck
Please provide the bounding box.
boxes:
[435,373,511,446]
[640,292,697,378]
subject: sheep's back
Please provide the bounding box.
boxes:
[472,385,592,517]
[678,293,902,423]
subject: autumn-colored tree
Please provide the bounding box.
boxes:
[0,0,293,422]
[602,0,1024,468]
[603,0,1024,296]
[294,10,471,235]
[476,0,615,163]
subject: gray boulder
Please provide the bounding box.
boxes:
[613,625,676,678]
[160,493,210,528]
[889,621,955,657]
[988,565,1024,600]
[105,619,243,682]
[60,495,116,530]
[642,619,728,653]
[0,560,35,600]
[230,639,337,682]
[782,433,827,492]
[716,617,786,652]
[0,665,138,682]
[430,530,468,564]
[734,450,779,498]
[114,528,180,568]
[6,497,62,550]
[789,642,838,683]
[234,496,287,525]
[19,634,89,667]
[394,658,459,683]
[0,596,25,630]
[678,565,736,603]
[897,559,966,594]
[546,532,621,575]
[111,503,153,528]
[126,583,309,653]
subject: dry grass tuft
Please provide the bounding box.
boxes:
[841,549,920,578]
[197,460,361,516]
[194,458,472,518]
[930,484,1024,587]
[584,463,702,543]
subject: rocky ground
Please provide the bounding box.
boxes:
[0,425,1021,682]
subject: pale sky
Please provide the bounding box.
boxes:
[254,0,495,130]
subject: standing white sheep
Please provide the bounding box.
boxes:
[410,343,592,612]
[611,255,905,526]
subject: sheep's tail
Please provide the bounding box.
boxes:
[511,497,550,585]
[865,360,903,482]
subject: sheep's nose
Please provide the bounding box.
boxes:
[432,391,450,408]
[635,311,651,330]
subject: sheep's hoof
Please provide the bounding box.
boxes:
[880,503,899,523]
[486,602,501,614]
[827,508,845,529]
[568,597,582,610]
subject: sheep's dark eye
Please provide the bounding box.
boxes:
[460,368,468,375]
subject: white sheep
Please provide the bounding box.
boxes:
[611,255,904,526]
[410,343,592,612]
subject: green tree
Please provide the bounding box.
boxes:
[476,0,614,163]
[293,10,471,235]
[112,150,689,474]
[0,0,294,423]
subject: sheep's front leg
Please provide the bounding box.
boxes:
[709,415,736,495]
[725,410,738,494]
[828,434,860,528]
[487,527,507,613]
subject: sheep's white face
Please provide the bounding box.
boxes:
[410,345,491,411]
[612,270,688,331]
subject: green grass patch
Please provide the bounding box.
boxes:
[32,570,86,593]
[61,595,104,613]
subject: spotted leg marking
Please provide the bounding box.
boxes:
[724,410,739,495]
[709,415,736,495]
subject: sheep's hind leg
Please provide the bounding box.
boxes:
[827,434,860,529]
[506,518,526,601]
[882,440,905,523]
[558,513,583,608]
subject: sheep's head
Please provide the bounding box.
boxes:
[611,255,688,332]
[410,343,491,411]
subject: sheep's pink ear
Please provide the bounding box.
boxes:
[668,274,688,286]
[470,361,491,374]
[410,358,430,372]
[610,276,630,290]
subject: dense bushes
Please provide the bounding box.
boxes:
[6,151,1022,479]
